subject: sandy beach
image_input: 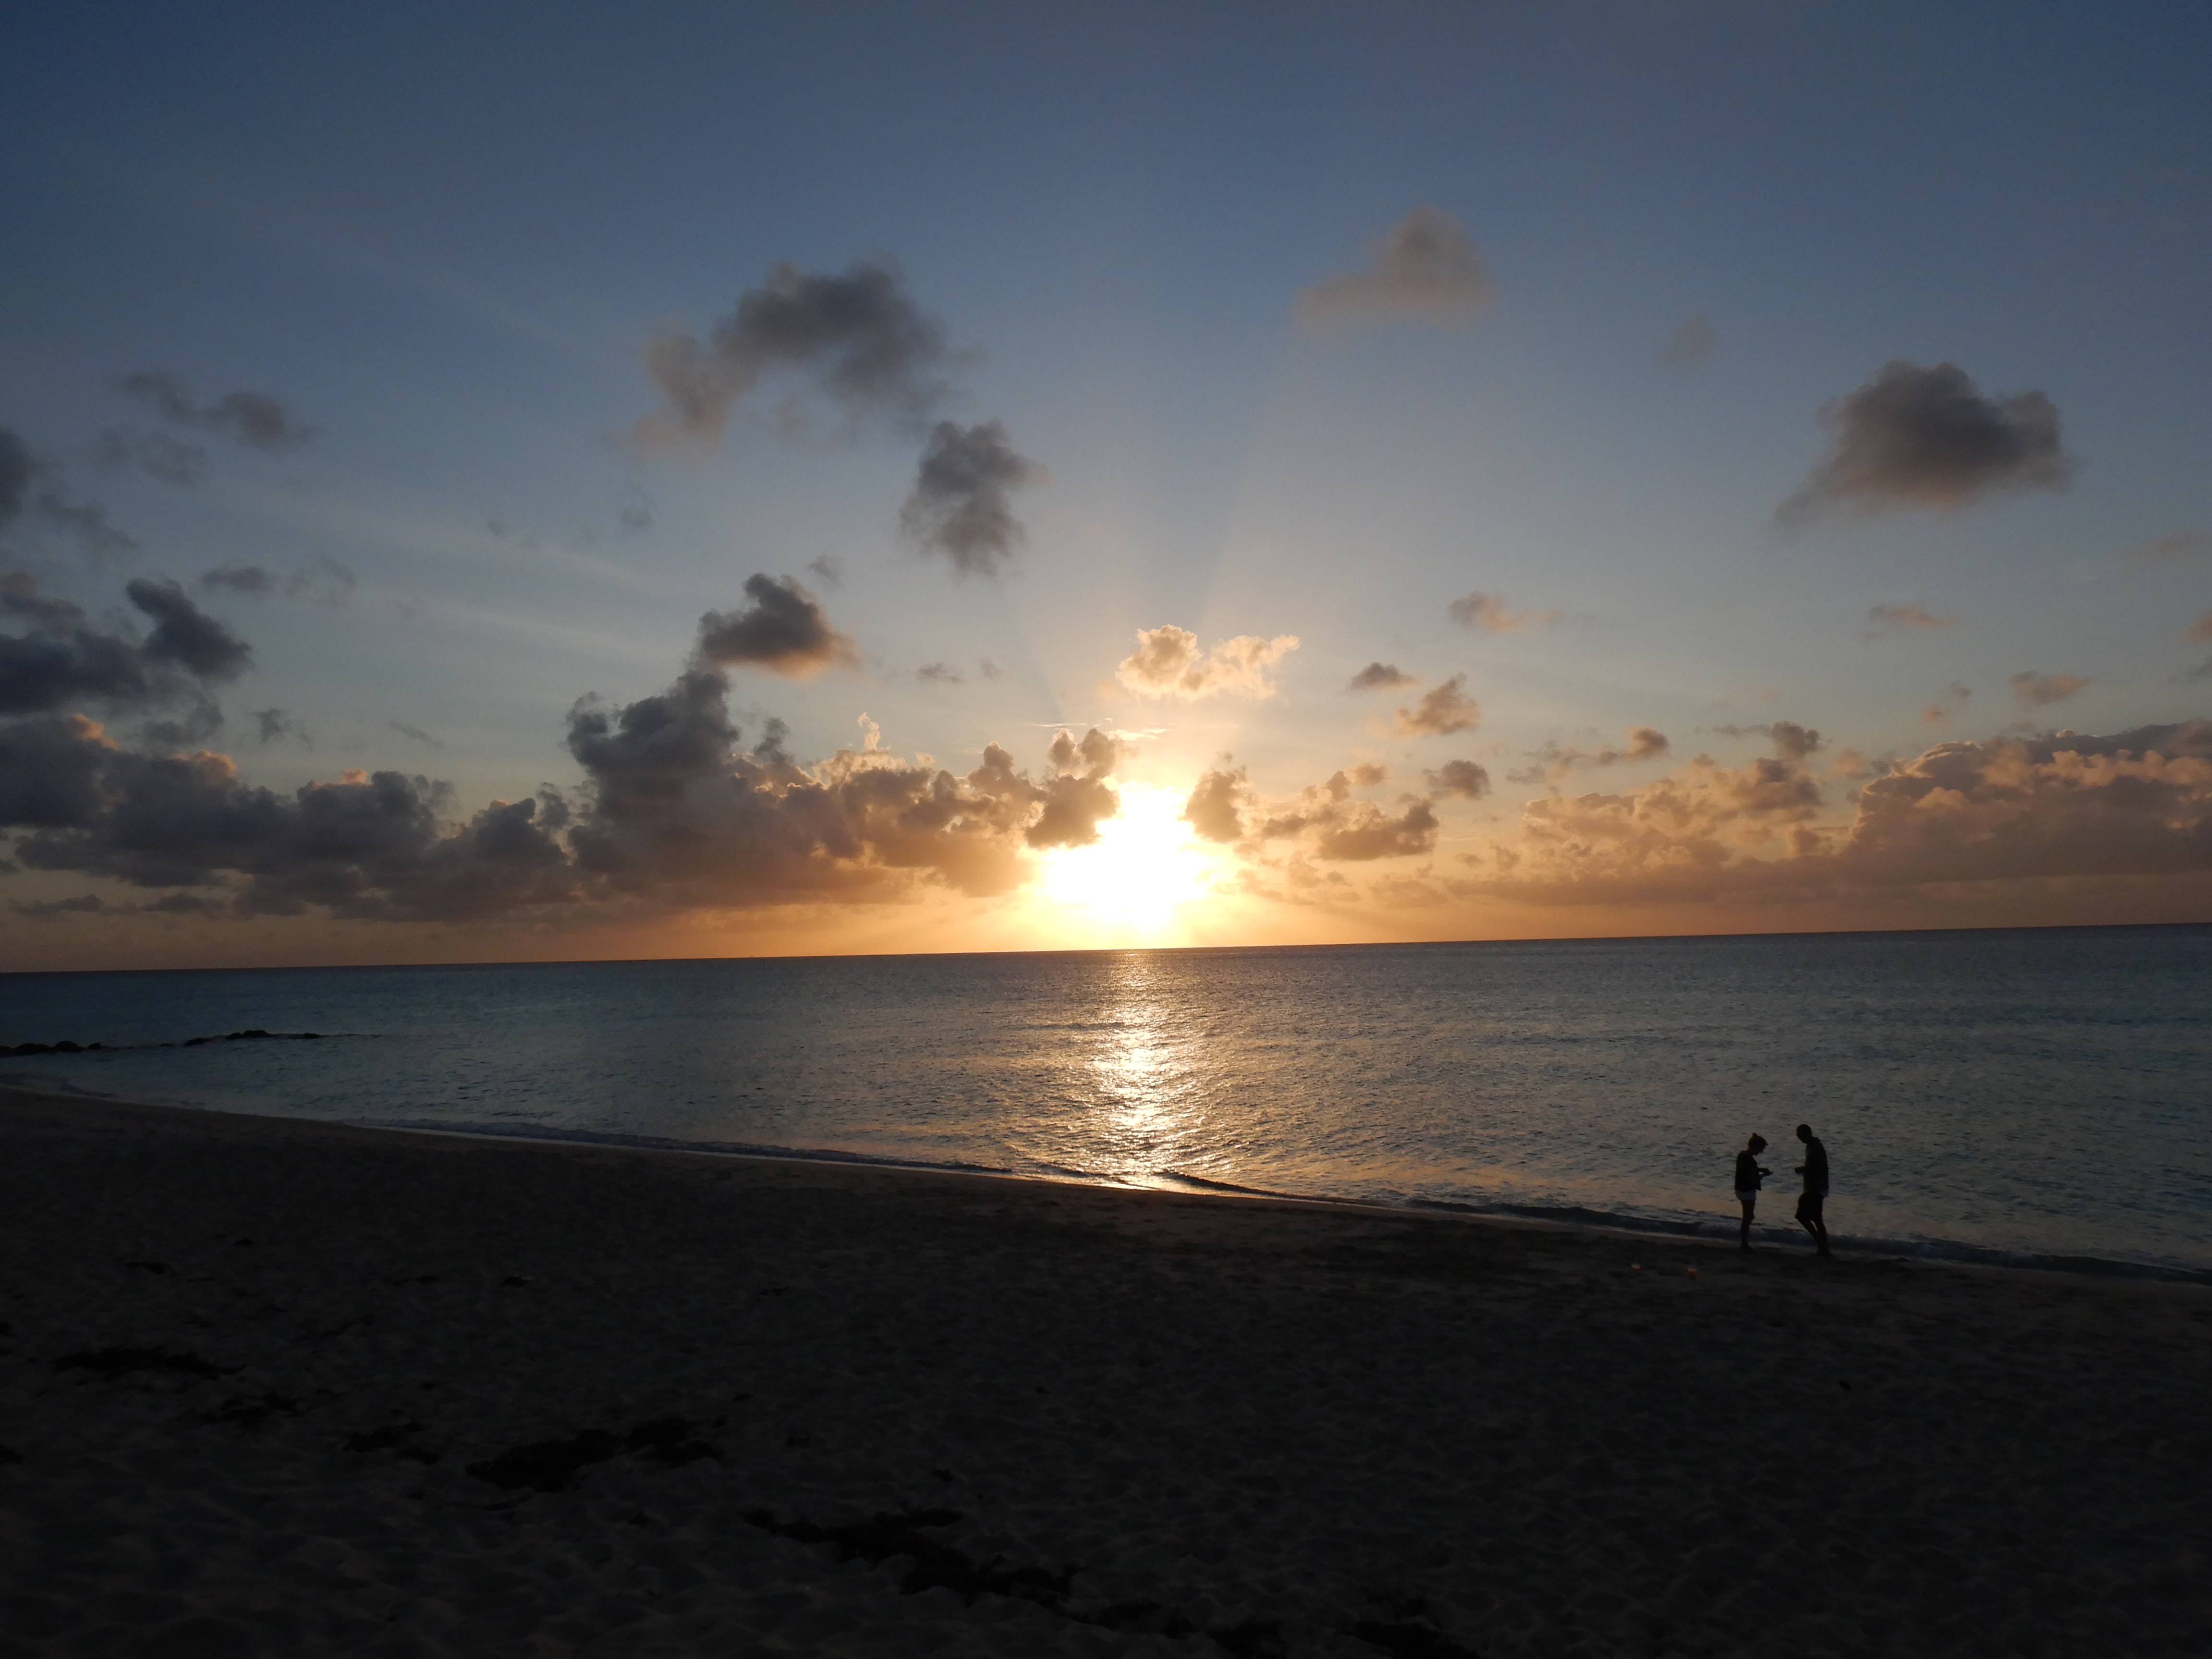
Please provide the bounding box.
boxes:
[1,1083,2207,1658]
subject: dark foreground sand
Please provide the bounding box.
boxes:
[1,1085,2207,1659]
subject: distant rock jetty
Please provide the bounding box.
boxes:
[1,1029,324,1059]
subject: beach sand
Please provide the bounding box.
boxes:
[1,1084,2207,1658]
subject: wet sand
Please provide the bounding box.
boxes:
[2,1082,2208,1658]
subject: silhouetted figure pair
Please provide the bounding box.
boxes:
[1733,1123,1830,1255]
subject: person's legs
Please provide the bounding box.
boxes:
[1738,1198,1755,1250]
[1796,1194,1830,1255]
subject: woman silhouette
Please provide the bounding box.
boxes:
[1733,1133,1771,1251]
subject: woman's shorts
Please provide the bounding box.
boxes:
[1734,1190,1759,1204]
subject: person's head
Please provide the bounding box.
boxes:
[1795,1123,1813,1143]
[1747,1134,1767,1153]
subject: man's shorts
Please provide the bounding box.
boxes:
[1795,1191,1826,1223]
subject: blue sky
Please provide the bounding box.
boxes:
[5,1,2211,966]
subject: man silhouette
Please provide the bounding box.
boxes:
[1792,1123,1830,1257]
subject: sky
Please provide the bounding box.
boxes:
[4,0,2211,971]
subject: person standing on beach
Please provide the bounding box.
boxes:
[1793,1123,1830,1257]
[1733,1134,1771,1251]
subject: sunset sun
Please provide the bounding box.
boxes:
[1033,782,1217,938]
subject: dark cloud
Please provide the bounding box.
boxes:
[1469,722,2212,907]
[634,260,954,450]
[1346,661,1418,692]
[899,421,1046,578]
[1295,207,1494,331]
[0,713,113,827]
[93,427,208,487]
[1028,728,1125,849]
[1864,602,1957,637]
[694,575,859,678]
[915,662,963,684]
[805,553,845,590]
[2011,671,2089,709]
[1393,675,1479,737]
[1509,726,1671,784]
[126,577,251,681]
[563,672,1106,902]
[1779,360,2073,526]
[1183,767,1250,844]
[116,373,315,452]
[0,429,34,530]
[0,426,137,557]
[1,589,1137,924]
[1657,314,1717,371]
[250,708,297,745]
[0,576,245,715]
[1310,799,1438,862]
[1711,721,1825,760]
[1238,766,1440,863]
[388,721,442,747]
[201,565,279,596]
[1426,759,1491,799]
[1447,591,1558,634]
[203,559,357,607]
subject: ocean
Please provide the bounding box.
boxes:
[5,925,2209,1277]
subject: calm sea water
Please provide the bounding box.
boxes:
[5,926,2209,1276]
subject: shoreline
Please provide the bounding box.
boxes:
[4,1078,2209,1656]
[9,1074,2208,1290]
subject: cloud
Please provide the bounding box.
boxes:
[1509,726,1670,784]
[198,558,356,606]
[1393,675,1479,737]
[1447,590,1559,634]
[1115,625,1300,701]
[1468,721,2212,907]
[0,576,246,716]
[1864,602,1957,638]
[1657,314,1717,371]
[805,553,845,590]
[1711,721,1825,759]
[125,577,251,681]
[250,708,296,744]
[387,721,442,747]
[1182,766,1250,843]
[898,420,1046,578]
[2011,671,2089,709]
[1779,360,2073,526]
[693,575,859,677]
[117,372,314,452]
[1346,661,1418,692]
[0,587,1149,924]
[1921,682,1973,724]
[632,259,954,451]
[915,662,962,684]
[2183,611,2212,645]
[93,427,208,488]
[1425,758,1491,799]
[0,426,137,557]
[0,430,34,531]
[1294,206,1494,331]
[1028,728,1125,849]
[1246,766,1438,862]
[2121,530,2212,567]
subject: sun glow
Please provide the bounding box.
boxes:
[1032,782,1217,940]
